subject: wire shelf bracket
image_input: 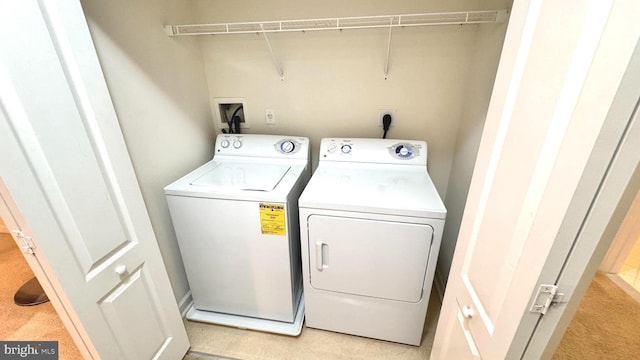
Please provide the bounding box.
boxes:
[260,24,284,81]
[384,17,394,80]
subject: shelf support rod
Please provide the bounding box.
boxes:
[260,24,284,80]
[384,17,394,80]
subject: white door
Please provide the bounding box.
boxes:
[518,46,640,359]
[0,1,189,359]
[431,0,640,359]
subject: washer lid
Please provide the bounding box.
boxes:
[190,162,291,191]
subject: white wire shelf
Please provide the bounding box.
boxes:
[164,10,509,80]
[164,10,509,36]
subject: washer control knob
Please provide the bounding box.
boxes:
[327,144,338,153]
[233,140,242,149]
[280,140,296,153]
[220,139,230,148]
[341,144,352,154]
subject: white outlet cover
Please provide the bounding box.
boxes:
[265,108,276,124]
[378,109,396,127]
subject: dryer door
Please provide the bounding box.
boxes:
[307,215,433,302]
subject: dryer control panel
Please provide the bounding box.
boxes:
[320,138,427,166]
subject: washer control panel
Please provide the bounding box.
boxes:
[319,138,427,165]
[215,134,309,159]
[219,138,245,149]
[218,136,242,150]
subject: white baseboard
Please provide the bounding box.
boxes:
[178,291,193,318]
[433,271,446,302]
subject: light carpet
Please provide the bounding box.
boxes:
[553,272,640,359]
[0,232,82,360]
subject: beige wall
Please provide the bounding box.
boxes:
[194,0,510,198]
[80,0,510,302]
[81,0,214,303]
[196,0,510,288]
[437,22,508,289]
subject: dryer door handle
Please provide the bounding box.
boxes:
[315,241,328,271]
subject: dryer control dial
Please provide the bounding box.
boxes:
[220,139,230,148]
[393,143,414,159]
[341,144,352,154]
[233,140,243,149]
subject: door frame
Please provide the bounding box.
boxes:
[509,38,640,359]
[0,178,97,359]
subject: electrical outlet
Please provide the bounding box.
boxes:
[265,108,276,124]
[378,109,396,127]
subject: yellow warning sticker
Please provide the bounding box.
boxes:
[259,203,286,236]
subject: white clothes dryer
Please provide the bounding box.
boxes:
[165,134,310,336]
[298,138,446,345]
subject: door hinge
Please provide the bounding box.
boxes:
[12,230,35,254]
[529,284,565,315]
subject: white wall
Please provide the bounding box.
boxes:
[194,0,511,197]
[437,22,509,290]
[80,0,214,303]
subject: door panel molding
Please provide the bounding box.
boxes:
[38,0,141,270]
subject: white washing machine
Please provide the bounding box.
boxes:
[165,134,310,335]
[298,138,446,345]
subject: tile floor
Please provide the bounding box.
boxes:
[618,237,640,292]
[184,288,440,360]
